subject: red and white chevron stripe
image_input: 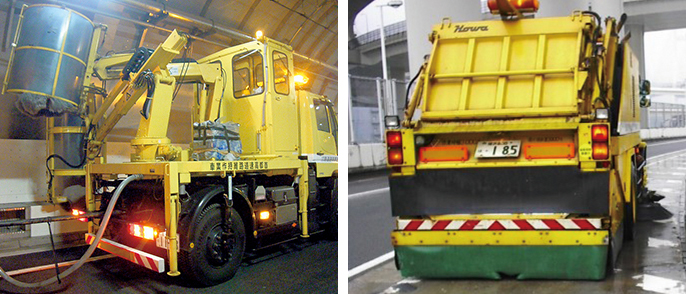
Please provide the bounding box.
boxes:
[397,218,602,231]
[86,233,165,273]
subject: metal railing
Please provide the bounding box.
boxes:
[349,75,408,144]
[647,102,686,129]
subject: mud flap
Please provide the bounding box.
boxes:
[395,245,608,280]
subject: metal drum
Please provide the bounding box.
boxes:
[5,4,94,116]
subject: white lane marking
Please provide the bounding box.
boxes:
[647,237,678,248]
[351,176,388,184]
[400,278,421,284]
[648,149,686,167]
[637,274,685,294]
[348,187,390,199]
[649,138,686,147]
[348,251,394,279]
[379,278,422,294]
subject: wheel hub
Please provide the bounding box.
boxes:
[206,225,234,265]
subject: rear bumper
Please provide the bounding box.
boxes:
[389,167,609,216]
[392,219,609,280]
[85,233,165,273]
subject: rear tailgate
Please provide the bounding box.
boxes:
[422,14,592,120]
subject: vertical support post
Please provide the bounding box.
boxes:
[165,163,181,276]
[299,161,310,238]
[376,78,385,142]
[348,76,356,144]
[85,164,94,234]
[389,79,397,116]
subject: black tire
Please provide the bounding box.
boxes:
[180,203,245,286]
[327,178,338,240]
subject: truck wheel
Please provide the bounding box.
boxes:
[327,178,338,240]
[181,203,245,286]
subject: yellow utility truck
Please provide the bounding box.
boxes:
[3,4,337,286]
[386,0,650,280]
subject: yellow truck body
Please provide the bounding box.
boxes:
[387,12,648,280]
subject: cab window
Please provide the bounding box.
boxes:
[273,51,289,95]
[232,50,264,98]
[314,100,330,133]
[327,104,338,143]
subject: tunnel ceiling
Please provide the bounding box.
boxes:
[21,0,339,105]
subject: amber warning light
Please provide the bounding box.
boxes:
[488,0,539,15]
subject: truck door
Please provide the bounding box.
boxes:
[314,99,337,155]
[270,50,298,154]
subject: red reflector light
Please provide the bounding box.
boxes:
[591,125,608,142]
[488,0,539,14]
[419,146,468,162]
[386,131,402,148]
[388,148,403,165]
[592,143,609,160]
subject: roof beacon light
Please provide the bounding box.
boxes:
[295,74,309,85]
[255,30,264,40]
[487,0,539,16]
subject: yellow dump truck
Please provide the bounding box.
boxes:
[386,1,650,280]
[2,4,337,287]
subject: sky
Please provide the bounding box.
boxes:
[353,0,407,36]
[645,29,686,89]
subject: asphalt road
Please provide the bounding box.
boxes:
[0,234,337,293]
[348,137,686,270]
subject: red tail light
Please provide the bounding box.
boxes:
[388,148,404,165]
[592,143,609,160]
[591,125,608,142]
[387,131,402,148]
[72,209,86,222]
[488,0,539,14]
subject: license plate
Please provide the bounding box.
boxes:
[475,140,521,158]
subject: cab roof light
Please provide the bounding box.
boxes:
[294,74,309,85]
[487,0,539,16]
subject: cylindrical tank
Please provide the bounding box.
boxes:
[5,4,94,117]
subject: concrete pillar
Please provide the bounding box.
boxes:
[625,24,646,78]
[405,0,623,75]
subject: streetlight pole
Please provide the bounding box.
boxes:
[378,1,403,118]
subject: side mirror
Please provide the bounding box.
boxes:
[640,80,651,108]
